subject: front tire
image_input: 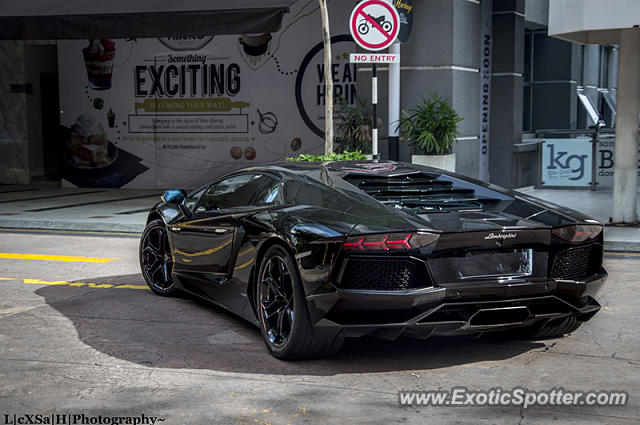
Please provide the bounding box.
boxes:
[256,245,343,360]
[140,219,176,296]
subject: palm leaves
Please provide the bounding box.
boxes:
[398,92,463,155]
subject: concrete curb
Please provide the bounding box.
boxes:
[0,219,144,234]
[604,240,640,252]
[603,227,640,252]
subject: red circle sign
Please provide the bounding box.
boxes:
[350,0,400,51]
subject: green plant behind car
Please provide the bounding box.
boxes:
[287,151,367,162]
[335,97,373,154]
[397,92,463,155]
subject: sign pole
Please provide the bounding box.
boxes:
[372,63,378,160]
[349,0,400,161]
[388,42,400,161]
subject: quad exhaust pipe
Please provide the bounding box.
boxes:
[467,306,532,328]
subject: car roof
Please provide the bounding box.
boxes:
[240,160,433,178]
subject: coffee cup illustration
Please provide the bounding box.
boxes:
[239,33,272,57]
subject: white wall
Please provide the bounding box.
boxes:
[549,0,640,44]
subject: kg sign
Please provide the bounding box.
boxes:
[350,0,400,51]
[541,138,592,187]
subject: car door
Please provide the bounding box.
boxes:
[170,173,276,301]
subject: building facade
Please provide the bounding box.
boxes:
[0,0,623,189]
[367,0,620,188]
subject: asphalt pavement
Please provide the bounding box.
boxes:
[0,230,638,424]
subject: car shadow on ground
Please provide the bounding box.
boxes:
[35,273,546,376]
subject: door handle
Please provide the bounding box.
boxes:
[170,226,181,232]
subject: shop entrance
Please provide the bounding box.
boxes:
[40,72,61,181]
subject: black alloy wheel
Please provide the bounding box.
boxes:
[258,254,295,347]
[140,220,176,295]
[256,245,344,360]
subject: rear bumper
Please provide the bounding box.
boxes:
[306,270,606,340]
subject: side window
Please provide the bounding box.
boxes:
[253,179,285,207]
[184,187,206,212]
[195,174,279,213]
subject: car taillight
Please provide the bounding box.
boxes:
[343,232,439,251]
[552,225,603,242]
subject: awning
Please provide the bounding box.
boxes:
[0,1,297,40]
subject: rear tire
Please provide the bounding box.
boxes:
[256,245,343,360]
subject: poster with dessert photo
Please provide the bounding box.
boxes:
[57,2,356,188]
[67,115,115,168]
[83,39,116,90]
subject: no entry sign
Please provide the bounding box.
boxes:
[350,53,399,63]
[350,0,400,51]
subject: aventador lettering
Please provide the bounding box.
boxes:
[135,60,240,98]
[485,233,517,240]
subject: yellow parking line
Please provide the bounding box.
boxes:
[0,227,139,237]
[0,253,117,263]
[0,277,148,290]
[117,284,149,290]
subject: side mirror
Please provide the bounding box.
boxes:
[161,189,187,205]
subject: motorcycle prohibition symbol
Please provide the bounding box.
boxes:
[358,14,394,35]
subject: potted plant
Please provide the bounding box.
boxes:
[397,92,463,172]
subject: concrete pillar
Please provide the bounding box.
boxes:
[612,28,640,223]
[489,0,525,188]
[607,46,618,90]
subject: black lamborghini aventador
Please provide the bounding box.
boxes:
[139,161,607,359]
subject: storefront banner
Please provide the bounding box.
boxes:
[58,2,356,188]
[596,138,640,187]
